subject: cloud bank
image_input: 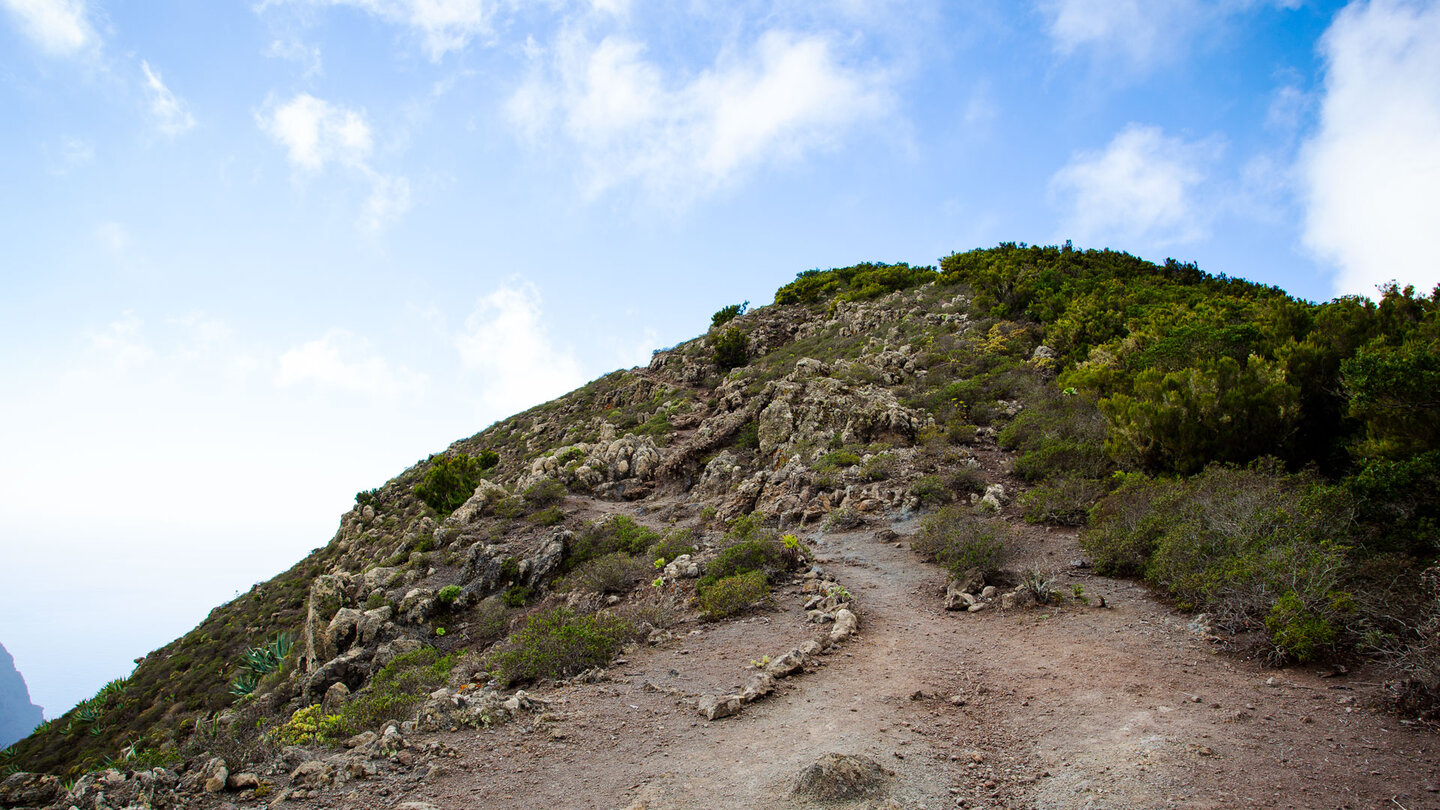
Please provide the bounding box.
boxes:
[1300,0,1440,298]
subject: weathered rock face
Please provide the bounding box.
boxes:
[514,435,662,500]
[302,574,352,671]
[0,642,42,749]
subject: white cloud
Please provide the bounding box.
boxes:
[507,28,892,201]
[141,61,196,136]
[1050,123,1223,247]
[258,93,412,229]
[1299,0,1440,298]
[258,93,373,171]
[454,281,586,419]
[1,0,99,57]
[263,0,503,60]
[276,328,424,397]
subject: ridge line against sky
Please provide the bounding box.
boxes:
[1,0,1437,719]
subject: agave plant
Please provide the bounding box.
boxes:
[74,698,105,725]
[95,677,129,706]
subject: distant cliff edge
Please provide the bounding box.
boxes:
[0,643,43,749]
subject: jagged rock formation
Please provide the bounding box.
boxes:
[0,643,42,749]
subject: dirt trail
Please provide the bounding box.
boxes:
[363,515,1440,810]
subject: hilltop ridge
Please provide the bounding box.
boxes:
[2,244,1437,808]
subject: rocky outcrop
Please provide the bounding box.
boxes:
[515,434,662,501]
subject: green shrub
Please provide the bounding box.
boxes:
[697,571,770,620]
[488,608,637,686]
[860,454,895,481]
[711,301,748,328]
[1018,476,1109,525]
[436,585,463,606]
[712,327,750,371]
[947,465,987,495]
[647,530,697,565]
[471,597,512,648]
[816,449,861,471]
[912,505,1008,576]
[325,647,454,737]
[501,585,534,607]
[528,506,565,526]
[569,515,661,567]
[491,497,525,520]
[413,452,496,514]
[523,478,567,509]
[908,475,949,506]
[1265,591,1342,663]
[568,552,648,594]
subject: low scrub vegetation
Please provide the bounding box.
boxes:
[488,608,638,686]
[697,571,770,619]
[1083,465,1357,663]
[912,505,1009,577]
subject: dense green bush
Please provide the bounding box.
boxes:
[436,585,462,607]
[774,262,937,306]
[488,608,637,686]
[911,505,1008,576]
[711,301,748,328]
[414,452,498,514]
[697,571,770,620]
[712,326,750,371]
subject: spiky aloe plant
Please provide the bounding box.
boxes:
[230,632,295,697]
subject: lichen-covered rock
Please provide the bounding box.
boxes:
[0,772,60,807]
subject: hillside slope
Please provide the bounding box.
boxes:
[2,245,1436,808]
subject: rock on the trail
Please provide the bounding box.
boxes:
[829,608,858,642]
[697,694,744,720]
[791,752,891,801]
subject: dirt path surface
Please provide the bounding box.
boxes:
[347,515,1440,810]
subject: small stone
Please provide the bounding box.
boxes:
[698,694,744,720]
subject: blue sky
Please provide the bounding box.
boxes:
[1,0,1437,720]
